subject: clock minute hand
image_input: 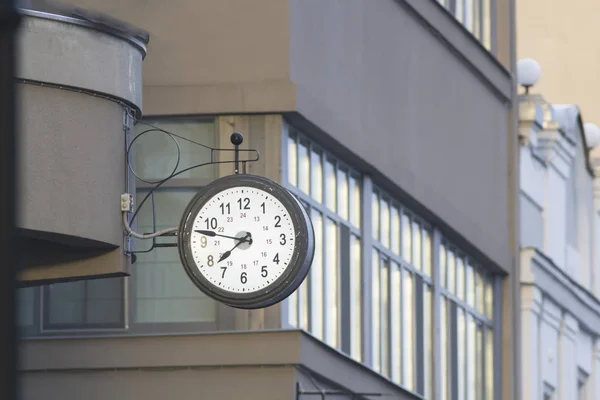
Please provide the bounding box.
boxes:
[195,230,247,241]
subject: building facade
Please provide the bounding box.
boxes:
[15,3,146,284]
[518,91,600,400]
[17,1,519,400]
[516,1,600,398]
[516,0,600,123]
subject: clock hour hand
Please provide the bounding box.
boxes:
[218,250,232,263]
[195,230,247,241]
[217,233,252,263]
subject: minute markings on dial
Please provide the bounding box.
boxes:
[189,186,296,293]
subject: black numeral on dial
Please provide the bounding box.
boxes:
[279,233,286,245]
[207,255,214,266]
[240,272,247,284]
[204,217,218,229]
[261,266,268,277]
[220,266,227,278]
[237,197,250,210]
[220,202,230,215]
[274,215,281,227]
[273,253,280,264]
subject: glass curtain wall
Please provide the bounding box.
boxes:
[284,123,500,399]
[284,128,363,360]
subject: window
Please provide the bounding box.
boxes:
[440,240,497,400]
[372,188,433,395]
[438,0,494,52]
[283,122,501,400]
[18,117,219,335]
[284,128,362,361]
[132,118,217,327]
[133,189,216,325]
[42,278,125,330]
[17,287,36,328]
[543,383,555,400]
[578,369,588,400]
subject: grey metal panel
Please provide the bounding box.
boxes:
[398,0,510,95]
[520,192,544,249]
[289,0,512,270]
[17,84,125,247]
[298,333,423,400]
[17,14,143,111]
[295,365,422,400]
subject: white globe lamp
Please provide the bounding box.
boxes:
[584,123,600,149]
[517,58,542,94]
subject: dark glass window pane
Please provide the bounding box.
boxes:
[17,287,35,327]
[134,189,216,324]
[133,119,215,184]
[43,278,124,329]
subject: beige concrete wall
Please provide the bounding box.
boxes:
[21,367,296,400]
[18,330,419,400]
[517,0,600,123]
[65,0,515,271]
[66,0,295,115]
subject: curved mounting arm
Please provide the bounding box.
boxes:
[123,127,258,248]
[122,211,177,240]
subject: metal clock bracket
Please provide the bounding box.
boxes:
[121,120,260,261]
[295,382,385,400]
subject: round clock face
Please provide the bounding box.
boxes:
[191,186,295,293]
[178,174,314,309]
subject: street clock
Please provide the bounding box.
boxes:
[178,174,315,309]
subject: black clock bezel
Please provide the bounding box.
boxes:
[178,174,314,309]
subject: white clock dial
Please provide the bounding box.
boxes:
[178,173,314,309]
[190,186,296,294]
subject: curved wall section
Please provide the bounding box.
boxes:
[16,10,146,282]
[17,11,145,111]
[17,84,126,246]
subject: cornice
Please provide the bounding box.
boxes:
[542,297,562,329]
[518,94,576,177]
[561,313,579,339]
[521,284,542,314]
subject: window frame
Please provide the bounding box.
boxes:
[40,278,127,333]
[369,186,434,394]
[127,116,220,333]
[281,119,503,399]
[22,116,223,337]
[20,115,505,400]
[282,123,363,360]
